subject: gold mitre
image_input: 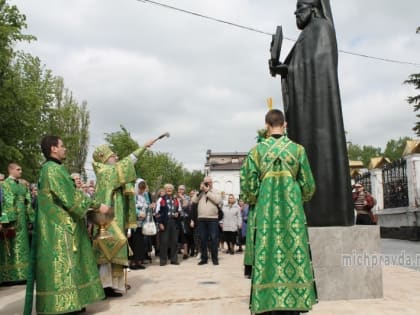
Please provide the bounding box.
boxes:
[93,144,115,163]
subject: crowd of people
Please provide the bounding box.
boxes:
[0,111,380,315]
[0,137,249,314]
[127,180,246,268]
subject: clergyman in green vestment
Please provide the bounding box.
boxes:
[0,163,33,285]
[92,140,154,297]
[24,135,111,315]
[240,109,317,315]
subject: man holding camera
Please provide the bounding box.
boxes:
[192,176,222,265]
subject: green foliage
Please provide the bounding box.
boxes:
[384,136,412,162]
[348,143,382,167]
[0,52,54,181]
[0,0,35,85]
[348,137,412,167]
[0,2,90,182]
[184,170,205,191]
[0,55,91,181]
[47,77,90,175]
[104,125,139,158]
[404,73,420,136]
[104,126,204,194]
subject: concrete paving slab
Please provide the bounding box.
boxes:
[1,249,420,315]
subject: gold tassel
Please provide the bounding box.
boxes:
[267,97,273,110]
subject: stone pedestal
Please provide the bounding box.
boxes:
[308,225,383,300]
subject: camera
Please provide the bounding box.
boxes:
[204,182,209,188]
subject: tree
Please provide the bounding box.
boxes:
[0,1,39,180]
[0,0,35,86]
[0,52,54,181]
[405,73,420,136]
[0,55,91,181]
[404,26,420,136]
[184,169,204,191]
[384,136,412,162]
[0,1,91,181]
[104,126,204,194]
[347,143,382,167]
[348,143,363,163]
[46,77,90,176]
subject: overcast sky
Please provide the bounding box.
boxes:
[10,0,420,176]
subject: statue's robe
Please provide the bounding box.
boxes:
[282,14,353,226]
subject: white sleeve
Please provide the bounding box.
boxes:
[237,208,242,227]
[129,153,138,163]
[155,197,162,214]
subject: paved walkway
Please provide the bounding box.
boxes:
[1,247,420,315]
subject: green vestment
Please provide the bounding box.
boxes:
[240,136,317,314]
[92,148,143,267]
[29,160,104,314]
[0,177,32,282]
[241,145,257,269]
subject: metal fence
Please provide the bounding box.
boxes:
[382,158,409,208]
[354,172,372,194]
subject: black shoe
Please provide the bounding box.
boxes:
[160,261,167,266]
[104,287,123,298]
[198,260,208,265]
[62,308,86,315]
[236,248,243,252]
[62,310,84,315]
[171,261,179,265]
[183,254,189,259]
[1,280,27,286]
[212,260,219,265]
[136,264,146,269]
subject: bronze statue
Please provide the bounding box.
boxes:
[269,0,353,226]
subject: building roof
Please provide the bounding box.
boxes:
[368,156,391,169]
[207,152,248,157]
[208,162,244,171]
[402,140,420,156]
[349,160,364,168]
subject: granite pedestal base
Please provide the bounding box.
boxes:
[308,225,383,300]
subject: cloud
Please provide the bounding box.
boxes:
[12,0,420,175]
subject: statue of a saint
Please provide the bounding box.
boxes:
[269,0,353,226]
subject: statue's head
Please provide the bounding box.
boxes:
[295,0,322,30]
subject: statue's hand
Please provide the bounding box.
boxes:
[269,60,288,78]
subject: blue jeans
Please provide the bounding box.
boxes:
[198,220,219,263]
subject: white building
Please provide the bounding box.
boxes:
[204,150,247,200]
